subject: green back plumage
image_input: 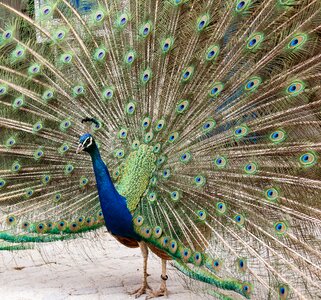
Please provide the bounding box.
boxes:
[0,0,321,298]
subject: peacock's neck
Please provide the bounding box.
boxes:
[89,145,116,196]
[88,144,140,240]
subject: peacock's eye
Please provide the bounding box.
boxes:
[83,137,92,148]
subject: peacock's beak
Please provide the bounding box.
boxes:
[76,143,84,154]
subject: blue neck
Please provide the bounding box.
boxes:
[88,145,140,240]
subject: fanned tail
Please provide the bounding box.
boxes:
[0,1,320,299]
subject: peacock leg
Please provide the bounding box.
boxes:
[146,259,168,299]
[129,241,152,298]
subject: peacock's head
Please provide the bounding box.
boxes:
[76,118,98,153]
[76,133,95,153]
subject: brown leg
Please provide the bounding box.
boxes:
[129,241,152,298]
[146,259,168,299]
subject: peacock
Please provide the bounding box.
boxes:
[0,0,320,299]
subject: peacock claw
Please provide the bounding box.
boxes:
[146,288,168,299]
[129,283,152,298]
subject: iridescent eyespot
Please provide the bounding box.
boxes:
[141,117,151,129]
[132,140,140,150]
[33,121,43,133]
[299,151,317,167]
[170,191,180,201]
[162,168,171,179]
[197,14,210,31]
[28,64,41,75]
[236,258,247,272]
[116,13,129,28]
[80,176,89,187]
[12,46,26,60]
[197,210,206,221]
[269,129,286,144]
[42,174,51,185]
[144,131,154,143]
[234,214,245,226]
[176,100,190,114]
[161,236,170,248]
[181,66,194,82]
[6,137,16,148]
[148,192,157,202]
[194,175,206,187]
[202,118,216,133]
[36,223,47,233]
[60,119,71,131]
[181,248,191,260]
[114,149,125,158]
[180,151,192,164]
[153,143,161,153]
[139,21,152,37]
[53,193,61,202]
[3,30,13,40]
[194,252,202,266]
[153,226,163,238]
[169,240,178,253]
[102,86,115,101]
[42,89,55,102]
[216,202,227,214]
[161,37,174,53]
[234,125,249,139]
[41,5,52,16]
[94,48,107,61]
[209,82,224,97]
[205,44,220,61]
[244,76,261,91]
[264,187,279,202]
[246,33,264,50]
[92,10,105,23]
[244,162,258,174]
[134,216,144,226]
[6,215,16,225]
[58,220,67,231]
[168,132,179,143]
[235,0,251,12]
[13,97,25,109]
[288,33,307,50]
[274,221,287,235]
[211,259,222,272]
[34,148,44,160]
[53,28,67,42]
[22,222,30,230]
[126,101,136,115]
[64,164,74,175]
[286,80,305,96]
[0,178,6,189]
[73,85,85,96]
[155,119,166,132]
[11,161,21,173]
[157,155,167,166]
[214,156,227,168]
[150,176,157,186]
[60,53,73,64]
[58,143,69,155]
[278,285,289,299]
[124,50,136,65]
[242,283,252,296]
[92,120,102,131]
[141,68,152,84]
[118,128,128,139]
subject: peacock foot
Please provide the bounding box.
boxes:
[146,287,168,299]
[129,282,152,298]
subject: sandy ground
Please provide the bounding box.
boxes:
[0,232,201,300]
